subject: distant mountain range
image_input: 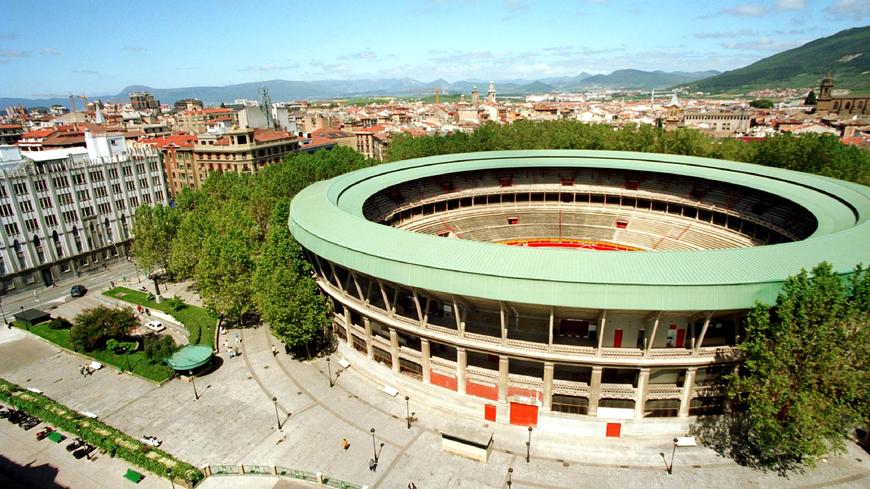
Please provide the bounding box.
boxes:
[0,70,719,109]
[682,26,870,94]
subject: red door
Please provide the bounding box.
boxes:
[676,329,686,348]
[606,422,621,438]
[509,402,538,427]
[484,404,497,422]
[613,329,623,348]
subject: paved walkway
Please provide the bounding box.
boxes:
[0,286,867,488]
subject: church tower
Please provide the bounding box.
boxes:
[816,73,834,112]
[487,81,496,103]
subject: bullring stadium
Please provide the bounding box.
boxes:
[289,150,870,435]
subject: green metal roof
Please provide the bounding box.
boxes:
[289,150,870,311]
[165,345,214,371]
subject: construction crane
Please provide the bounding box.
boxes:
[259,86,274,129]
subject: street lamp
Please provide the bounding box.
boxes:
[667,437,678,475]
[326,357,333,387]
[507,467,513,488]
[190,371,198,401]
[370,428,378,463]
[166,469,175,489]
[526,426,533,463]
[405,395,411,429]
[273,396,282,431]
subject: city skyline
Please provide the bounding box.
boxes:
[0,0,868,98]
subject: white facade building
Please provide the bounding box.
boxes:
[0,131,168,292]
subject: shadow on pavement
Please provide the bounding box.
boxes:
[0,454,68,489]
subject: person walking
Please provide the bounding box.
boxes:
[272,345,278,356]
[368,459,376,472]
[341,438,350,451]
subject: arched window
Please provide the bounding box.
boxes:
[52,230,63,258]
[833,101,840,110]
[845,101,852,111]
[33,235,45,263]
[120,214,129,239]
[72,226,83,253]
[13,239,25,268]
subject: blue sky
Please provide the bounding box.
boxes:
[0,0,868,98]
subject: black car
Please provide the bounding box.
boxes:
[70,285,87,298]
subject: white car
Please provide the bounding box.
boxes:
[145,320,165,332]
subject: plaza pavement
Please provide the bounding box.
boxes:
[0,276,867,488]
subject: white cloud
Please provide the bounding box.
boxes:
[776,0,806,10]
[238,62,299,72]
[40,47,61,56]
[0,49,29,58]
[722,37,805,51]
[721,4,768,16]
[825,0,870,19]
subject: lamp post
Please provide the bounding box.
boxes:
[273,396,281,431]
[667,437,678,475]
[507,467,513,488]
[405,395,411,429]
[526,426,533,463]
[370,428,377,463]
[190,371,198,401]
[167,469,175,489]
[326,357,333,387]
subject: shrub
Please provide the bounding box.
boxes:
[164,297,186,312]
[70,306,138,352]
[106,339,138,355]
[47,317,72,330]
[144,335,177,363]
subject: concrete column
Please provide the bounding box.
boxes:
[678,367,697,418]
[363,317,373,359]
[420,338,431,384]
[389,328,400,372]
[587,367,603,417]
[498,355,509,402]
[542,362,554,412]
[645,312,661,356]
[456,347,467,395]
[343,305,352,328]
[635,368,650,419]
[499,301,507,345]
[547,307,554,352]
[596,311,606,356]
[694,312,713,355]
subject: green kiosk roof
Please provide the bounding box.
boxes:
[165,345,213,371]
[289,150,870,311]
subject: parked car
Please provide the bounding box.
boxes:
[145,320,165,332]
[74,443,96,459]
[70,285,87,298]
[36,426,53,440]
[66,438,85,452]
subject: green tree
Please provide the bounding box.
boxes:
[70,306,138,352]
[728,263,870,472]
[253,200,331,354]
[132,204,180,275]
[749,99,774,109]
[804,90,817,106]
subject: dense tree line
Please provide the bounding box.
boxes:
[132,147,372,354]
[388,121,870,186]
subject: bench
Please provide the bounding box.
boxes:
[440,431,494,463]
[123,468,144,483]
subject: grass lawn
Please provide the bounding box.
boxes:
[103,287,218,347]
[15,321,173,382]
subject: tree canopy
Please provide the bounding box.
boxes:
[70,306,139,352]
[749,99,774,109]
[728,263,870,472]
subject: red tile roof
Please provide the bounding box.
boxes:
[253,129,294,142]
[140,134,197,149]
[21,128,57,138]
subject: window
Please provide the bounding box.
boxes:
[129,196,139,207]
[0,203,13,216]
[116,199,126,210]
[77,189,90,201]
[62,210,78,224]
[4,223,20,235]
[72,173,85,185]
[53,176,69,188]
[108,168,119,179]
[126,181,135,191]
[13,183,28,195]
[39,197,52,209]
[552,395,589,415]
[24,219,39,232]
[507,216,519,225]
[81,206,94,218]
[58,193,73,205]
[111,183,122,194]
[45,214,58,226]
[34,179,48,192]
[94,186,107,198]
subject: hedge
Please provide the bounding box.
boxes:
[0,378,203,485]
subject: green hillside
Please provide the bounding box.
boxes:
[682,26,870,94]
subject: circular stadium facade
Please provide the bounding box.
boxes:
[289,150,870,430]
